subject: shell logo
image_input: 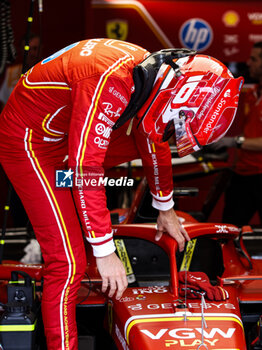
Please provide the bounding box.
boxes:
[222,11,240,27]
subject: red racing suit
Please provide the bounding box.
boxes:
[0,39,173,350]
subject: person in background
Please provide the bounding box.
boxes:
[211,41,262,226]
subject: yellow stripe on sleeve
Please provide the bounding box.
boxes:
[23,79,70,90]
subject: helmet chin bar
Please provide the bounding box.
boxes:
[112,48,197,130]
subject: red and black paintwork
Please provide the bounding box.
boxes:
[110,222,262,350]
[0,218,261,349]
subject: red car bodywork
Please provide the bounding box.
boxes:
[0,218,261,349]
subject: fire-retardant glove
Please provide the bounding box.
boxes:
[178,271,229,301]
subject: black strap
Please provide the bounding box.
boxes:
[112,48,196,130]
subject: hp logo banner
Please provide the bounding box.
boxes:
[179,18,213,52]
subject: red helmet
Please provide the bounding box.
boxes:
[137,54,244,157]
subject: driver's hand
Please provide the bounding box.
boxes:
[208,137,237,151]
[155,208,190,251]
[96,252,128,300]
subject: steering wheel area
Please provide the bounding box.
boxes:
[112,222,240,297]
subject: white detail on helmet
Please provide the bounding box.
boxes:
[153,63,169,85]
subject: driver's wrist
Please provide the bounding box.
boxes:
[159,207,175,216]
[152,197,174,211]
[235,135,245,148]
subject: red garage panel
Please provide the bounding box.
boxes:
[88,0,262,63]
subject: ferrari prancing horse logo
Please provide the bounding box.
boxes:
[106,19,128,40]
